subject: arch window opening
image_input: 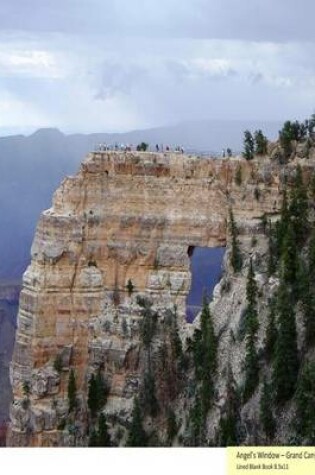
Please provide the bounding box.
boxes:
[186,246,226,323]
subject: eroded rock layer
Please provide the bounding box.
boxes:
[8,151,308,446]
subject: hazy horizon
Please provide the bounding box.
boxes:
[0,1,314,135]
[0,117,285,139]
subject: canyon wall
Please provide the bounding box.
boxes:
[8,151,308,446]
[0,281,20,446]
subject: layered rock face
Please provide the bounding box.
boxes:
[8,151,306,446]
[0,281,20,446]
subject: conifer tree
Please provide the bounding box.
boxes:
[279,121,294,159]
[254,130,268,155]
[301,230,315,346]
[193,298,217,413]
[243,130,255,160]
[172,325,183,361]
[88,373,98,417]
[272,282,299,404]
[68,368,77,413]
[218,364,240,446]
[275,188,289,258]
[267,230,277,276]
[127,398,147,447]
[245,259,258,335]
[166,409,178,444]
[260,377,275,441]
[88,370,107,417]
[88,429,98,447]
[229,208,242,273]
[297,258,315,348]
[265,303,277,362]
[280,223,298,290]
[98,413,111,446]
[188,391,205,446]
[309,173,315,202]
[308,228,315,285]
[243,332,259,402]
[200,297,217,371]
[95,368,107,408]
[243,259,259,401]
[192,328,203,375]
[289,165,308,245]
[143,371,159,417]
[295,362,315,443]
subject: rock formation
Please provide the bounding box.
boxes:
[8,150,315,446]
[0,281,20,446]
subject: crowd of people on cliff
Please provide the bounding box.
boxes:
[95,143,185,153]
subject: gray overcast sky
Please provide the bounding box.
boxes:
[0,0,315,134]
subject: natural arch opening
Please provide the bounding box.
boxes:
[186,246,226,323]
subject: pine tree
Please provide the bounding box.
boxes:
[297,258,315,348]
[88,373,98,417]
[98,413,111,446]
[245,259,258,335]
[188,392,206,446]
[280,223,298,290]
[272,282,299,404]
[302,230,315,346]
[143,371,159,417]
[243,130,255,160]
[243,332,259,403]
[126,278,134,295]
[95,368,107,408]
[267,229,277,276]
[275,189,290,258]
[68,368,77,413]
[289,165,308,245]
[218,364,240,446]
[308,114,315,136]
[243,259,259,401]
[88,370,107,417]
[265,303,277,362]
[127,398,147,447]
[192,298,217,413]
[170,306,183,360]
[254,130,268,155]
[260,377,275,441]
[192,328,203,376]
[229,208,242,272]
[139,299,158,348]
[309,172,315,202]
[88,429,98,447]
[279,121,294,159]
[200,298,217,371]
[295,362,315,443]
[308,228,315,285]
[166,409,178,444]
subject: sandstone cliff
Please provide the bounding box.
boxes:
[8,150,315,446]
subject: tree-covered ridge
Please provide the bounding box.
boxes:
[215,162,315,446]
[243,114,315,162]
